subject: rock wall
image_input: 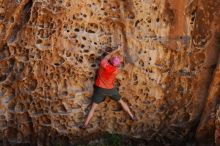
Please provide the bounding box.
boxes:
[0,0,220,145]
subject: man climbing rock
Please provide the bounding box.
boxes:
[80,48,135,129]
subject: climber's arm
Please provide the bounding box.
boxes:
[104,48,121,60]
[100,48,120,68]
[100,47,124,68]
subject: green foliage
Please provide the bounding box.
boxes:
[76,133,123,146]
[103,134,122,146]
[55,143,62,146]
[55,141,63,146]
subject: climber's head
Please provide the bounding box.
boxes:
[109,56,121,67]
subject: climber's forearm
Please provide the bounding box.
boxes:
[104,48,120,60]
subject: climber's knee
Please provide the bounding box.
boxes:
[118,99,124,104]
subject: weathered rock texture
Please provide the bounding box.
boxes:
[0,0,220,145]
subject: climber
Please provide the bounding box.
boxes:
[80,48,135,129]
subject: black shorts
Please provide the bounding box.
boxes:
[92,86,121,104]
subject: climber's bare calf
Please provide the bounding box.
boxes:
[80,48,134,129]
[118,99,134,119]
[83,103,98,128]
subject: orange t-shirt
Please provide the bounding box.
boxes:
[95,58,119,89]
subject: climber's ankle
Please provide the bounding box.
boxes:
[79,124,87,129]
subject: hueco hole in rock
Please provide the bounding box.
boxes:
[0,0,220,146]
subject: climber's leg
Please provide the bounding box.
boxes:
[118,99,135,120]
[110,88,135,120]
[81,86,106,128]
[82,102,98,128]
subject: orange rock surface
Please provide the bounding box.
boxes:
[0,0,220,145]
